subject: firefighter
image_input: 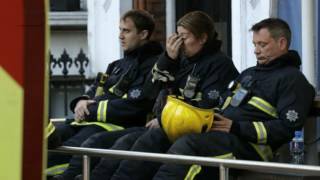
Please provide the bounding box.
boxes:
[152,18,316,179]
[84,11,239,180]
[47,9,163,178]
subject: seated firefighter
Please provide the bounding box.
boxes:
[151,18,315,179]
[74,11,239,180]
[46,9,163,177]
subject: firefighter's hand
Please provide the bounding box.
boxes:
[145,118,160,129]
[166,33,183,60]
[211,113,233,132]
[74,99,95,122]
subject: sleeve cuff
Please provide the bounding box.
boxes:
[157,52,179,71]
[69,95,90,113]
[230,121,241,135]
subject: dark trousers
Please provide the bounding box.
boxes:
[153,131,262,180]
[47,124,105,170]
[106,128,171,180]
[60,127,146,180]
[90,129,147,180]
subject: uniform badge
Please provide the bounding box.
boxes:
[286,110,299,122]
[208,90,220,100]
[129,89,142,99]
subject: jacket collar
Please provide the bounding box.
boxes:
[124,41,163,63]
[255,50,301,71]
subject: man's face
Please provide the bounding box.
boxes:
[252,28,287,65]
[177,26,205,58]
[119,18,146,52]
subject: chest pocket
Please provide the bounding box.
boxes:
[105,67,123,87]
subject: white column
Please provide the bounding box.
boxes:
[232,0,273,72]
[231,0,245,71]
[301,0,316,86]
[301,0,317,166]
[87,0,132,77]
[166,0,176,37]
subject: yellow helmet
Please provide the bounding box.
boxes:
[161,96,214,142]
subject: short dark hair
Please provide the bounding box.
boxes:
[177,11,218,43]
[250,18,291,47]
[121,10,155,39]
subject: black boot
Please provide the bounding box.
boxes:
[74,174,82,180]
[50,175,64,180]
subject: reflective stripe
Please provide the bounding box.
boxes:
[221,96,232,110]
[152,63,175,82]
[103,101,107,122]
[184,153,234,180]
[97,100,108,122]
[108,86,127,99]
[249,143,273,161]
[192,92,202,101]
[253,122,267,144]
[235,83,241,91]
[248,96,278,118]
[46,163,69,176]
[221,85,240,110]
[46,121,55,138]
[109,86,115,93]
[97,100,102,121]
[214,153,235,159]
[185,165,201,180]
[71,121,124,131]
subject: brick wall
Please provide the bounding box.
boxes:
[134,0,166,45]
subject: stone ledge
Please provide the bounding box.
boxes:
[49,11,87,27]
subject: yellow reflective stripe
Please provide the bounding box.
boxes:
[248,96,278,118]
[95,86,105,97]
[103,100,108,122]
[109,86,115,93]
[109,86,127,98]
[249,143,273,161]
[177,96,184,99]
[191,92,202,101]
[184,153,234,180]
[221,96,232,110]
[185,165,201,180]
[234,83,241,92]
[97,100,102,121]
[214,153,235,159]
[97,100,108,122]
[179,88,183,94]
[99,122,124,131]
[152,63,175,82]
[70,121,124,131]
[46,121,55,138]
[46,163,69,176]
[253,122,267,144]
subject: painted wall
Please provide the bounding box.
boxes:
[87,0,132,77]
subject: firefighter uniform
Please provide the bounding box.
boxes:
[153,50,315,180]
[88,39,239,180]
[46,41,163,176]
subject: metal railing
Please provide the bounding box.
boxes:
[50,146,320,180]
